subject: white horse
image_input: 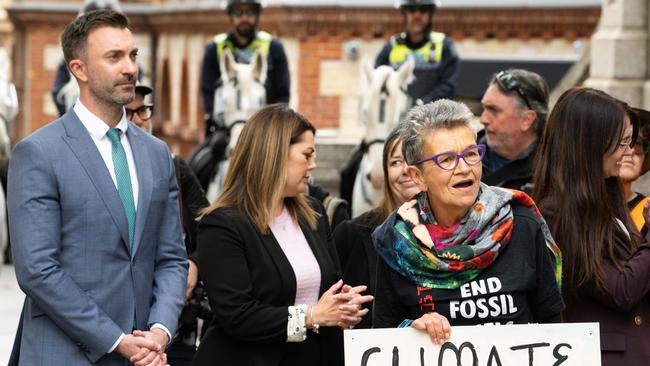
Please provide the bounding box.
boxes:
[0,47,17,264]
[56,71,79,115]
[351,58,414,217]
[204,48,267,202]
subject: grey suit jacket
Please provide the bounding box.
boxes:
[8,110,188,365]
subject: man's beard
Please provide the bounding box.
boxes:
[236,21,256,39]
[90,77,136,107]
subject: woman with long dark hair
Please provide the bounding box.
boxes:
[533,87,650,365]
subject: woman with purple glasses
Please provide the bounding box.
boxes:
[372,99,564,344]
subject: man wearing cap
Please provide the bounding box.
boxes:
[125,83,209,365]
[479,69,549,191]
[375,0,459,106]
[125,83,154,132]
[200,0,290,136]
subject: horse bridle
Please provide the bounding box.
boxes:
[221,74,265,135]
[377,77,408,124]
[360,138,385,206]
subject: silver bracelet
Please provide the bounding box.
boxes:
[287,305,307,342]
[310,305,320,334]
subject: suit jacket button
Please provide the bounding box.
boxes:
[634,315,642,326]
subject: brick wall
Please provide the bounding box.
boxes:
[299,35,342,129]
[8,4,601,151]
[26,25,62,132]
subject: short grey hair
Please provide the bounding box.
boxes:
[398,99,475,165]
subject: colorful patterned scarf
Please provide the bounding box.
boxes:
[372,183,562,289]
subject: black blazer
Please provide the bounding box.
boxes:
[192,198,344,366]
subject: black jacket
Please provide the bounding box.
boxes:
[375,33,459,105]
[192,197,344,366]
[200,32,290,119]
[478,130,538,192]
[373,204,564,327]
[174,156,209,259]
[332,209,384,329]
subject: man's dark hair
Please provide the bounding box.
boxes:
[490,69,549,137]
[61,9,129,64]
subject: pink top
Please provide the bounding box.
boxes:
[269,206,321,306]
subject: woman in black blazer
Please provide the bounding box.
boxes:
[333,128,420,329]
[192,104,372,366]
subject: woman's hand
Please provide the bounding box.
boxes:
[309,280,374,329]
[336,284,374,329]
[411,312,451,345]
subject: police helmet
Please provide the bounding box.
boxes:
[226,0,265,14]
[395,0,441,8]
[81,0,122,14]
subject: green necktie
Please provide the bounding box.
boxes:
[106,128,136,252]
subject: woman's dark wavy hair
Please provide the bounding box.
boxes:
[532,87,640,291]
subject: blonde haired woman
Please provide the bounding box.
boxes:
[192,104,372,366]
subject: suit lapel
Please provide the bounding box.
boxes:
[61,111,130,250]
[127,125,152,257]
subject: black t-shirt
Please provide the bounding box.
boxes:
[374,204,564,327]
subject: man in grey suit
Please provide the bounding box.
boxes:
[8,10,188,366]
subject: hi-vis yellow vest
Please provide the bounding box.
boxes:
[214,31,272,63]
[388,31,445,64]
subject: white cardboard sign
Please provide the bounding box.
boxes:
[344,323,600,366]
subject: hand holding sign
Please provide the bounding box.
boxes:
[345,323,601,366]
[411,312,451,345]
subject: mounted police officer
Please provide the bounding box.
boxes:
[200,0,290,136]
[375,0,459,106]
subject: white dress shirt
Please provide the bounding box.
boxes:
[73,100,171,353]
[73,101,139,207]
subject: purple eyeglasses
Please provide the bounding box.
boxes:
[414,144,486,171]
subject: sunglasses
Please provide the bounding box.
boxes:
[495,71,533,110]
[414,144,486,171]
[230,7,260,17]
[402,5,435,13]
[125,105,154,121]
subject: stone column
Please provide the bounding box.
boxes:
[585,0,650,195]
[585,0,648,107]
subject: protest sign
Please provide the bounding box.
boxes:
[344,323,600,366]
